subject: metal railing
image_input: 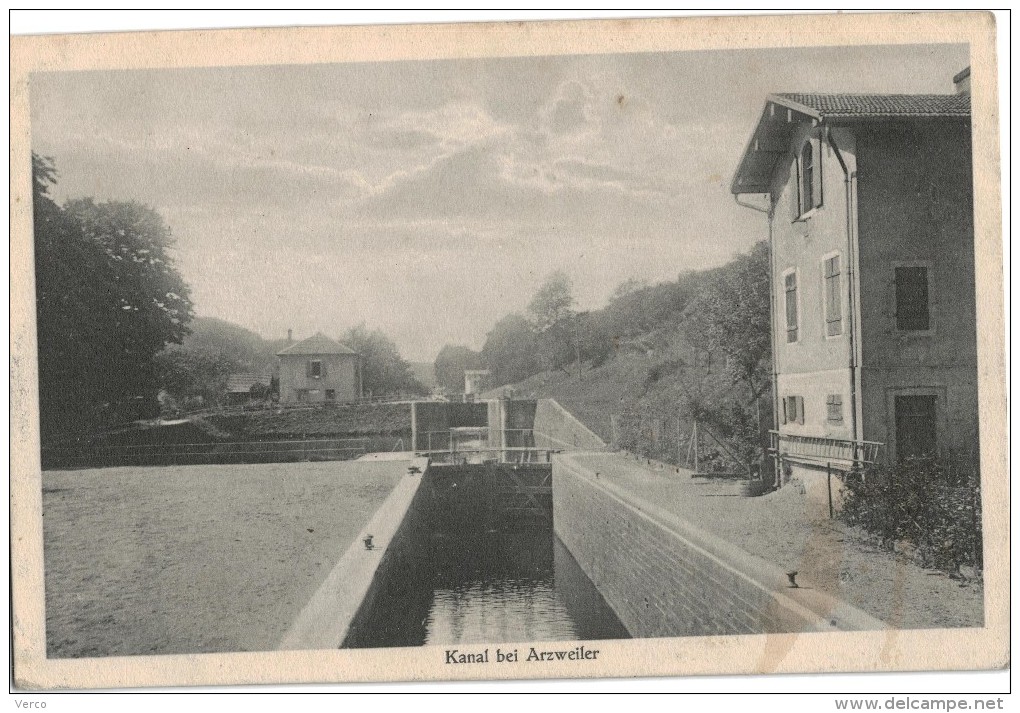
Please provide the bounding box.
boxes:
[769,430,883,466]
[416,428,536,452]
[421,448,559,465]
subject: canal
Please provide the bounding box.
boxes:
[342,528,630,648]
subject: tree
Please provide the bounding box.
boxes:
[697,241,772,406]
[33,153,194,440]
[689,241,773,457]
[480,313,542,387]
[153,344,238,405]
[527,270,575,332]
[341,324,427,397]
[433,344,483,393]
[527,271,578,372]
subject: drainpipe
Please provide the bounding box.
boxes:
[733,193,780,486]
[827,128,862,455]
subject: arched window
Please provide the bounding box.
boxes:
[799,141,814,213]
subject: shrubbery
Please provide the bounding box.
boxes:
[839,454,982,575]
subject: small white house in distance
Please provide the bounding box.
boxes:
[276,332,362,404]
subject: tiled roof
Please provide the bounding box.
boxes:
[276,331,359,356]
[732,91,971,194]
[225,373,266,393]
[771,93,970,119]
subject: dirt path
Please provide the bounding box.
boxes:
[42,460,408,658]
[569,453,983,630]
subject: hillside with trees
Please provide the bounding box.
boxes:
[438,242,773,473]
[154,317,279,411]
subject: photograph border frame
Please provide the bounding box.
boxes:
[10,10,1008,690]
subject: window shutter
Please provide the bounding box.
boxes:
[826,395,843,423]
[306,360,312,377]
[813,138,823,209]
[825,255,842,336]
[797,396,805,425]
[784,272,798,342]
[782,397,788,425]
[792,153,802,220]
[800,142,813,213]
[320,361,327,378]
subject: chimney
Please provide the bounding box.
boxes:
[953,66,970,96]
[287,328,293,343]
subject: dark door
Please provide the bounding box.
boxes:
[894,395,938,460]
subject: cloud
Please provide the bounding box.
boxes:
[543,80,595,135]
[375,101,510,148]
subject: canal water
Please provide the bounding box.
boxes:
[343,529,630,648]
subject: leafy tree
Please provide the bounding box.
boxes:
[342,324,427,397]
[480,313,542,387]
[33,153,194,440]
[527,271,578,372]
[153,344,238,405]
[433,344,483,393]
[695,241,772,407]
[528,270,575,332]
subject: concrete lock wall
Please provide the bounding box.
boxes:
[411,401,488,451]
[533,399,607,452]
[486,398,538,450]
[552,454,884,637]
[278,457,430,650]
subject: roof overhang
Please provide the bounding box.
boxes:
[730,95,818,195]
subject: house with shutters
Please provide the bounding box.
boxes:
[276,332,363,404]
[731,67,977,484]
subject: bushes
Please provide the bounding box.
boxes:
[839,454,982,574]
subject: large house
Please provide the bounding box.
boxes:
[276,332,363,404]
[731,68,977,484]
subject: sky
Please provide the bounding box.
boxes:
[30,42,969,362]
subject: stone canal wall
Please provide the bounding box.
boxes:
[278,457,430,650]
[533,399,607,452]
[552,453,885,637]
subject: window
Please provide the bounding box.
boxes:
[823,254,843,336]
[782,395,805,425]
[325,389,336,400]
[794,139,823,217]
[826,394,843,424]
[308,360,323,378]
[784,271,799,343]
[895,266,931,331]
